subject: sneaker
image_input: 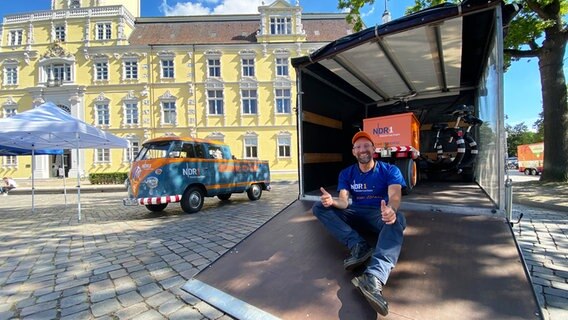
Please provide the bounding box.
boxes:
[2,193,6,196]
[352,272,389,316]
[344,242,373,270]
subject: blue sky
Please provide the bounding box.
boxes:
[0,0,559,128]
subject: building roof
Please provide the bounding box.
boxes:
[129,13,352,46]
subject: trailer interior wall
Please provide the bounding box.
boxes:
[476,7,506,210]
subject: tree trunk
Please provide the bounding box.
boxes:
[539,29,568,182]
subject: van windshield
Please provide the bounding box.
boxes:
[135,141,172,161]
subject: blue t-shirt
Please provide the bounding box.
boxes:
[337,161,406,207]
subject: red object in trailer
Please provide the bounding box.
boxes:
[517,142,544,175]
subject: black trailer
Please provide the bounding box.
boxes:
[183,1,542,318]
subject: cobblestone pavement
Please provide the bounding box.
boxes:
[0,183,298,320]
[0,184,566,320]
[513,204,568,320]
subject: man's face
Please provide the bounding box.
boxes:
[352,138,374,164]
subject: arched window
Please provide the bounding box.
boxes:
[57,104,71,113]
[70,1,81,9]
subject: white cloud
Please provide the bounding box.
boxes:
[160,0,211,16]
[361,5,375,18]
[212,0,261,14]
[160,0,263,16]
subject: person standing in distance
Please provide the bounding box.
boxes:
[312,131,406,316]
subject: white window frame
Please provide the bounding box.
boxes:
[244,134,258,159]
[123,101,139,126]
[207,90,224,115]
[161,101,177,125]
[270,16,292,35]
[3,105,17,118]
[275,88,292,114]
[95,149,110,163]
[276,57,289,77]
[241,89,258,115]
[206,132,225,143]
[95,103,110,126]
[40,59,74,85]
[55,24,66,42]
[9,30,23,46]
[124,138,140,163]
[96,22,112,40]
[208,58,221,78]
[3,156,17,167]
[4,65,18,85]
[242,58,255,77]
[161,59,174,79]
[277,134,292,158]
[123,59,138,80]
[95,61,109,81]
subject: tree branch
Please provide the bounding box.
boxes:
[505,48,539,58]
[523,0,549,20]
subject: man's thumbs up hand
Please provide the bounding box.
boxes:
[381,200,397,225]
[320,187,333,207]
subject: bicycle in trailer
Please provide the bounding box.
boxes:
[419,105,483,181]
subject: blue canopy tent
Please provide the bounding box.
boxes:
[0,102,128,219]
[0,145,70,206]
[0,145,63,156]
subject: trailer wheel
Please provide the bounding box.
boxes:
[247,183,262,201]
[181,186,204,213]
[217,193,231,201]
[531,169,538,176]
[395,159,416,195]
[145,203,168,212]
[524,169,531,175]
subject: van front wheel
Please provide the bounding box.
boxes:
[247,184,262,201]
[181,186,204,213]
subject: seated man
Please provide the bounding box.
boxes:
[312,131,406,316]
[1,177,17,196]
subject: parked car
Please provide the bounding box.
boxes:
[507,157,518,169]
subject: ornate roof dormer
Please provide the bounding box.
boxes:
[257,0,305,43]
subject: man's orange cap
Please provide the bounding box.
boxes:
[352,131,374,145]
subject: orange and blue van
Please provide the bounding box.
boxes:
[123,136,271,213]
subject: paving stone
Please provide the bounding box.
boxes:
[61,309,91,320]
[131,309,166,320]
[158,299,185,316]
[194,301,224,320]
[146,291,176,308]
[91,297,122,317]
[60,302,90,317]
[159,276,184,290]
[115,302,149,320]
[117,290,144,307]
[20,300,58,317]
[21,308,57,320]
[138,283,161,298]
[61,292,88,308]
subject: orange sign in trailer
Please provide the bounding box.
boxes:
[362,112,420,194]
[517,142,543,175]
[363,112,420,150]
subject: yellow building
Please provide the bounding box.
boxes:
[0,0,351,181]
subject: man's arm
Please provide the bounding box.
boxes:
[387,184,402,212]
[380,184,402,225]
[319,188,350,209]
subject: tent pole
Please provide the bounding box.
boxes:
[76,133,81,221]
[32,147,35,213]
[62,153,67,205]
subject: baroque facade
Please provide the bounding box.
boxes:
[0,0,352,181]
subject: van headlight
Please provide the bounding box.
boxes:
[145,177,159,189]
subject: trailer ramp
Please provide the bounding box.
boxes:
[183,200,540,319]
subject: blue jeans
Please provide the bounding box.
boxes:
[312,202,406,285]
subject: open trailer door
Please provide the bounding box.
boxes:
[183,1,542,318]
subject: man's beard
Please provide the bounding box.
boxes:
[357,152,372,164]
